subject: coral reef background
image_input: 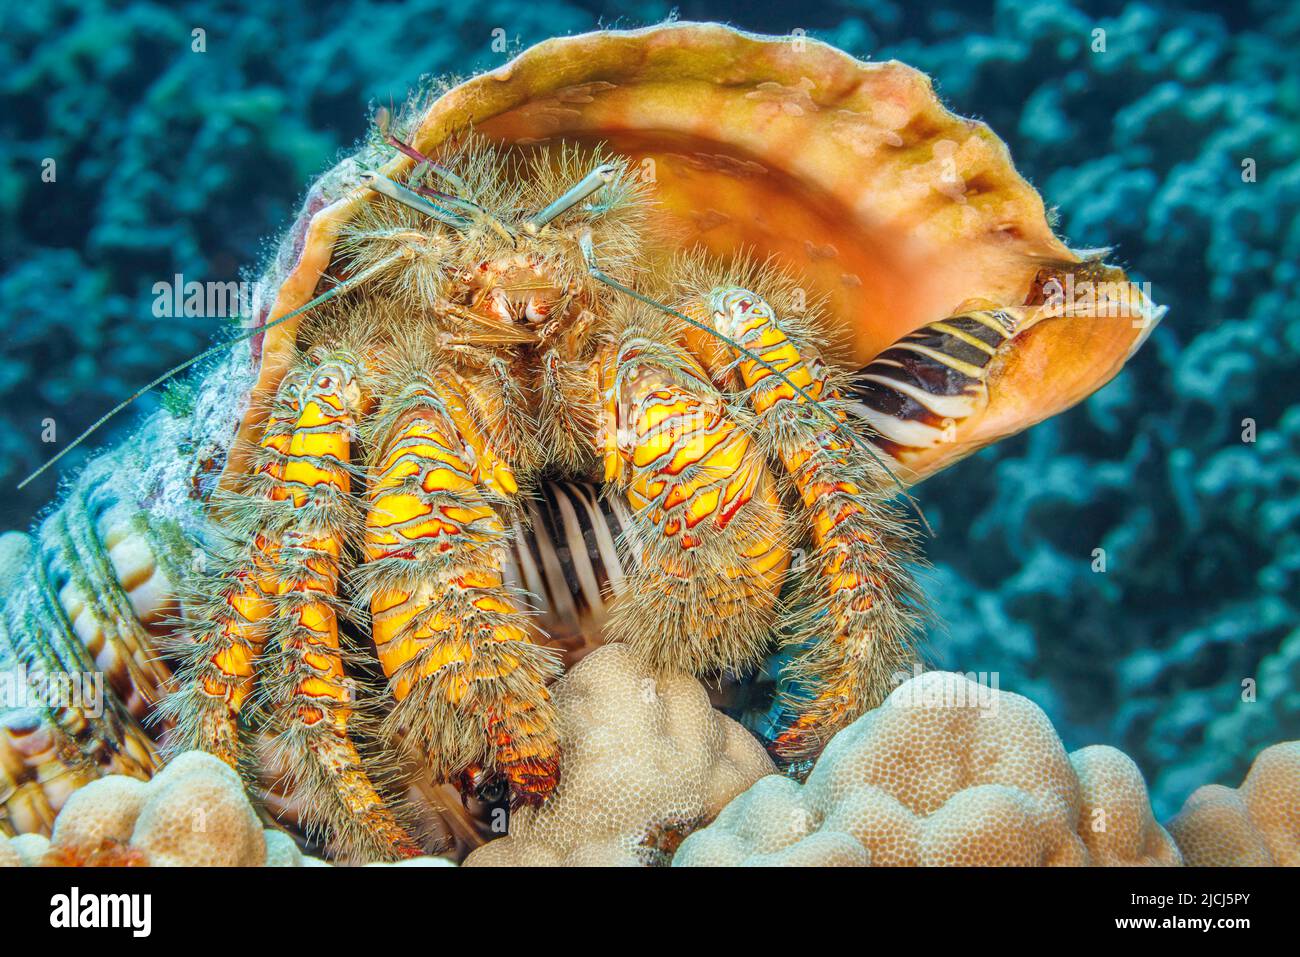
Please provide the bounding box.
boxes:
[1,0,1295,818]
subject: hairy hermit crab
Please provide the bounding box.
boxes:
[1,23,1160,862]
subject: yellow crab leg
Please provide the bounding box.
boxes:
[255,352,420,859]
[597,339,790,676]
[357,368,561,805]
[685,288,925,761]
[166,370,304,766]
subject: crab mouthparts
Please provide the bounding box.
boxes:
[458,256,567,327]
[478,280,564,326]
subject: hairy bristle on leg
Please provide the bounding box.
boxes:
[596,337,791,677]
[161,368,307,771]
[354,356,562,806]
[683,286,927,762]
[254,349,421,860]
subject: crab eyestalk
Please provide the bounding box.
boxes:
[522,163,619,235]
[360,172,470,231]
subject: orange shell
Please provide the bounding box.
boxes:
[231,22,1157,485]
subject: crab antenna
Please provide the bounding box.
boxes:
[578,233,932,534]
[400,163,518,245]
[374,120,516,245]
[408,182,476,214]
[408,184,517,246]
[376,118,471,196]
[361,172,470,231]
[523,164,619,235]
[15,259,390,491]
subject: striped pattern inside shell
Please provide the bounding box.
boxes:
[851,309,1019,457]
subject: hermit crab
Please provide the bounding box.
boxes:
[1,23,1159,862]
